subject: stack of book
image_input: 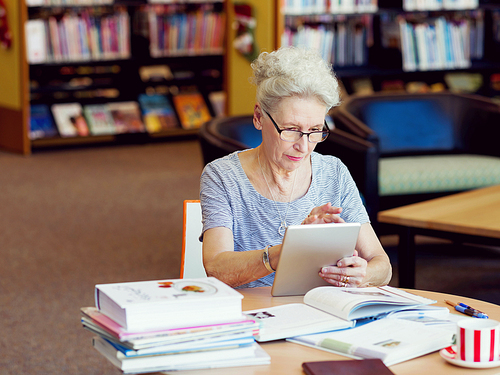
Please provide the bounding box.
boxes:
[81,277,269,373]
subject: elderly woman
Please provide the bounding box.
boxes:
[200,47,392,289]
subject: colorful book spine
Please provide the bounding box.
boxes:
[26,7,130,64]
[145,4,225,58]
[281,15,371,67]
[390,12,482,72]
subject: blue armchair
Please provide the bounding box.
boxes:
[328,92,500,227]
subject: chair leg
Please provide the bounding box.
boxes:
[397,227,416,289]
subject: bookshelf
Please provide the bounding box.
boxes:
[0,0,227,155]
[275,0,500,98]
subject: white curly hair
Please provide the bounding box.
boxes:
[250,46,341,114]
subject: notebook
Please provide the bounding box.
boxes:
[271,223,361,297]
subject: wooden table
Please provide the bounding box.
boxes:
[377,185,500,288]
[169,287,500,375]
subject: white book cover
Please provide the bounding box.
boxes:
[95,277,244,331]
[51,103,89,137]
[26,19,47,64]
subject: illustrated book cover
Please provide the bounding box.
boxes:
[51,103,90,137]
[138,93,180,133]
[30,104,58,139]
[94,277,244,331]
[83,104,117,136]
[107,101,146,133]
[172,91,212,130]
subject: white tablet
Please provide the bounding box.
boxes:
[271,222,361,297]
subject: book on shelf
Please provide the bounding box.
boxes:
[288,317,454,366]
[81,306,259,350]
[107,102,146,134]
[281,16,371,68]
[138,93,180,133]
[94,277,244,332]
[396,14,481,73]
[145,6,225,57]
[172,91,212,130]
[244,303,354,342]
[208,91,226,117]
[28,8,130,64]
[51,103,90,137]
[302,359,395,375]
[350,77,374,96]
[29,104,59,140]
[92,336,269,374]
[83,104,117,136]
[25,19,47,64]
[444,72,483,93]
[138,65,174,82]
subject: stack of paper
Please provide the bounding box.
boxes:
[82,277,269,373]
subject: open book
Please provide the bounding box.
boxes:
[285,286,453,366]
[243,286,438,342]
[302,285,437,321]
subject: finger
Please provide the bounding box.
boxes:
[337,256,359,268]
[323,214,345,223]
[320,274,347,288]
[310,203,342,216]
[319,203,342,215]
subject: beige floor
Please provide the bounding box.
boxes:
[1,140,499,374]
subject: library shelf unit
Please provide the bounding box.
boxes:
[275,0,500,97]
[0,0,226,155]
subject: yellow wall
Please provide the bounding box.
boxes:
[226,0,276,116]
[0,0,22,109]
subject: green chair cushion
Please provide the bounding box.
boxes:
[379,154,500,196]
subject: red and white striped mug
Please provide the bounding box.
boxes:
[457,319,500,363]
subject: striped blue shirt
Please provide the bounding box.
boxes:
[200,151,369,288]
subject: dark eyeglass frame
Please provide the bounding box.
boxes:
[264,110,330,143]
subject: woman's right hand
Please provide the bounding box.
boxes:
[302,202,344,225]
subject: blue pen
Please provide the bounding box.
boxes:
[458,302,489,318]
[445,300,489,319]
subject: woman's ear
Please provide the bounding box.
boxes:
[253,104,263,130]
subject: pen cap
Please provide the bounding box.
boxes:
[457,319,500,363]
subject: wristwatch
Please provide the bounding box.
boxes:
[262,245,276,273]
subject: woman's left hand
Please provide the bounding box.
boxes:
[318,250,367,287]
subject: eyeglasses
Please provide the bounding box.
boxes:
[264,110,330,143]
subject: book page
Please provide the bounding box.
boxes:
[304,286,436,320]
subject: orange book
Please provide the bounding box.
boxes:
[172,92,212,130]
